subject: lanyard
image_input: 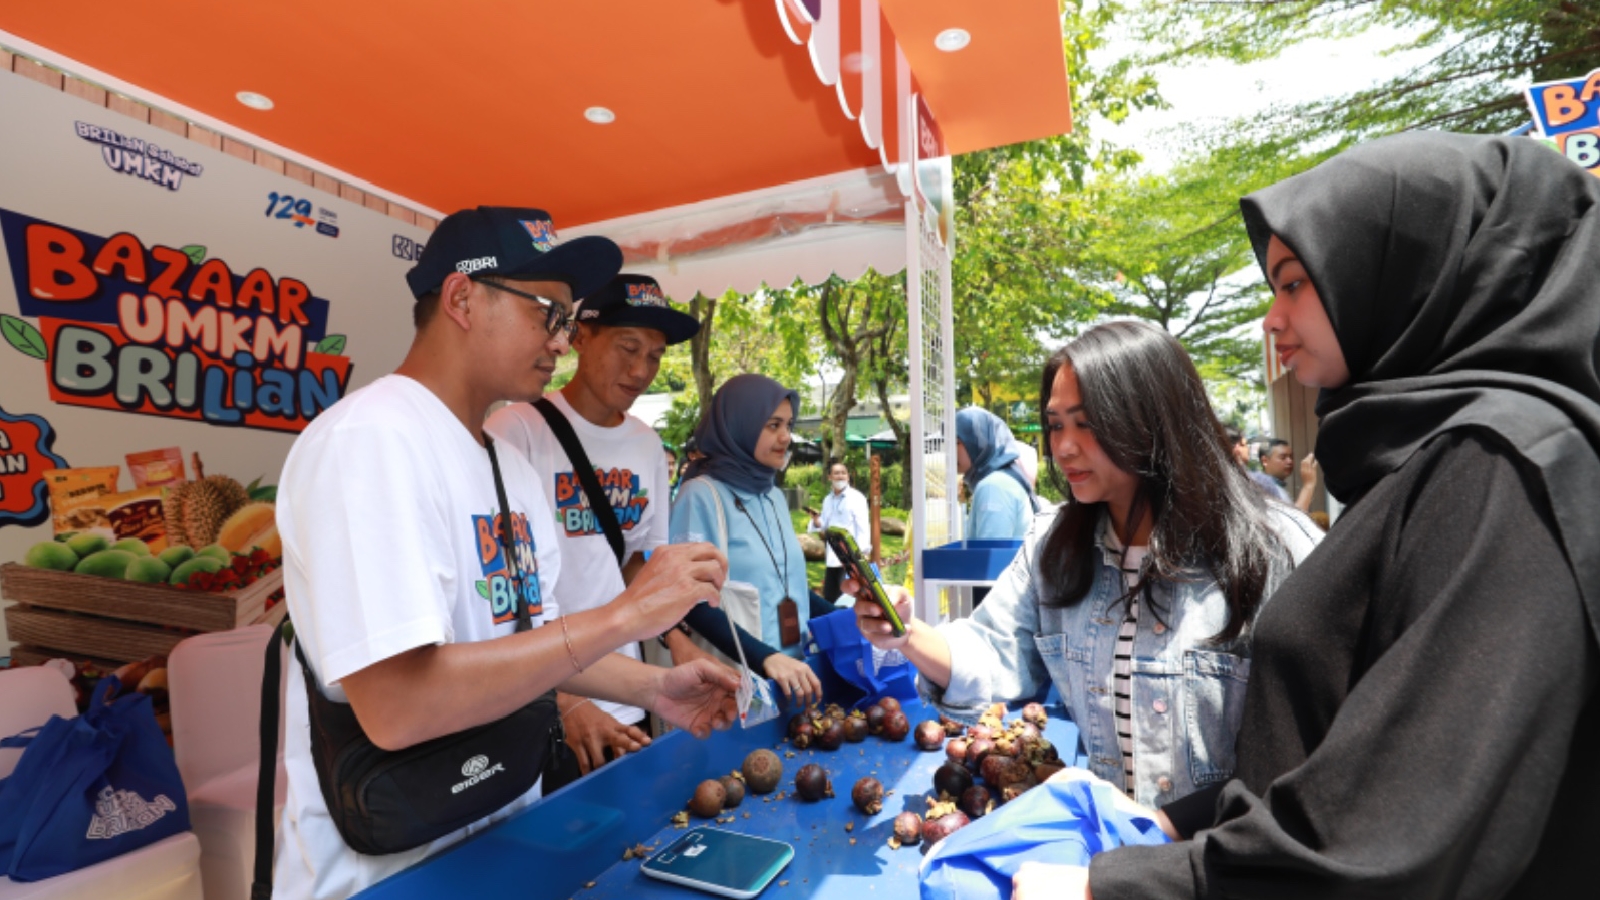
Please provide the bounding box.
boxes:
[484,435,532,633]
[733,492,789,594]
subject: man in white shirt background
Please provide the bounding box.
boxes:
[486,274,728,789]
[807,460,872,602]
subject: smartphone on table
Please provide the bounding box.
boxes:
[823,526,905,637]
[640,827,793,898]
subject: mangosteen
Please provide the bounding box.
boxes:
[719,774,746,808]
[1014,720,1042,741]
[933,762,975,799]
[788,712,809,738]
[1033,762,1066,783]
[893,812,923,846]
[980,754,1016,787]
[824,703,847,721]
[966,723,994,742]
[795,763,832,801]
[851,776,884,815]
[843,715,869,743]
[922,811,971,845]
[1001,782,1035,804]
[965,737,995,769]
[958,785,993,819]
[913,720,945,751]
[1022,702,1048,728]
[945,736,971,766]
[689,779,726,818]
[817,720,845,751]
[939,714,963,736]
[792,720,815,749]
[878,696,902,713]
[865,704,887,734]
[743,749,783,794]
[881,710,910,741]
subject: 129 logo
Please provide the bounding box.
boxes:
[264,193,339,238]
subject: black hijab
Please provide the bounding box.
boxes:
[1240,131,1600,646]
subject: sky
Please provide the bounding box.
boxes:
[1094,24,1441,173]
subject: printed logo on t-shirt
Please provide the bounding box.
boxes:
[552,468,648,537]
[472,510,542,624]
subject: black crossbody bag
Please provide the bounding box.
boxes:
[251,437,561,899]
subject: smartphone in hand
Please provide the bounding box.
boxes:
[823,526,906,637]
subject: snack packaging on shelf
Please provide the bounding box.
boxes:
[42,467,121,536]
[106,487,168,553]
[126,447,186,488]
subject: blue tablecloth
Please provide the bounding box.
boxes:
[355,660,1084,900]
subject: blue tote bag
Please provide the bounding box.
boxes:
[919,770,1170,900]
[0,676,190,881]
[808,608,917,703]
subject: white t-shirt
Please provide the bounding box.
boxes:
[273,375,562,900]
[484,390,670,725]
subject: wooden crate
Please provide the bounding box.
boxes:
[2,563,284,664]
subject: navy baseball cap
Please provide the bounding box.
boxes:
[575,274,700,345]
[405,207,622,301]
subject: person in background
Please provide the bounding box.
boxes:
[485,274,725,789]
[671,374,839,707]
[1250,438,1294,501]
[807,460,872,602]
[1222,423,1251,468]
[1045,130,1600,898]
[955,407,1036,539]
[856,321,1320,810]
[274,208,736,900]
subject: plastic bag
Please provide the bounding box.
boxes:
[918,769,1169,900]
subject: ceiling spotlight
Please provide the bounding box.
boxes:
[934,28,970,52]
[235,91,274,110]
[584,106,616,124]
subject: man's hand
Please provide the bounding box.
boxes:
[849,579,915,651]
[558,693,649,774]
[613,543,727,644]
[649,659,740,738]
[761,652,822,708]
[1014,862,1089,900]
[1299,452,1318,486]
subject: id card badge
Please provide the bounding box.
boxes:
[777,596,800,647]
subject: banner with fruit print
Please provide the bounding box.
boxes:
[0,71,431,656]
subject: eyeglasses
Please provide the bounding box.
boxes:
[474,278,575,338]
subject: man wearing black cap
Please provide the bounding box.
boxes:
[486,274,721,787]
[274,210,736,900]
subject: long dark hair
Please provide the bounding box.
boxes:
[1038,321,1280,644]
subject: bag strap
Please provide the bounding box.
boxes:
[252,620,286,900]
[485,435,534,635]
[531,398,626,567]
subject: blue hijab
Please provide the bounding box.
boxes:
[685,374,801,495]
[956,406,1034,497]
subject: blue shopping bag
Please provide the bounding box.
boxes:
[808,608,917,704]
[918,771,1170,900]
[0,676,189,881]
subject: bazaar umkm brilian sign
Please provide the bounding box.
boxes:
[1524,68,1600,176]
[0,65,429,657]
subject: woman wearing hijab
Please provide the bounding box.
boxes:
[1035,132,1600,898]
[857,321,1321,808]
[956,407,1038,539]
[671,374,835,706]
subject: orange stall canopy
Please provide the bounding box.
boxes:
[0,1,1071,227]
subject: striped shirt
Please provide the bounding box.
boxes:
[1108,538,1148,796]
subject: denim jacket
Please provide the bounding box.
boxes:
[920,504,1322,807]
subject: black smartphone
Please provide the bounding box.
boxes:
[823,526,906,637]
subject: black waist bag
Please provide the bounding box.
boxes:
[251,436,563,899]
[292,637,559,856]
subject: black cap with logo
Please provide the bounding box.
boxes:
[575,274,700,345]
[405,207,622,301]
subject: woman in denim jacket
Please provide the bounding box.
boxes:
[856,321,1321,809]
